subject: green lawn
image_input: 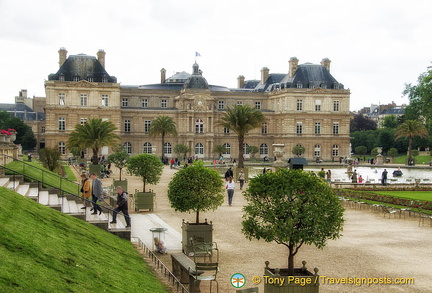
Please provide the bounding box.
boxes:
[0,187,168,292]
[371,191,432,201]
[6,160,81,196]
[62,164,77,181]
[394,155,431,164]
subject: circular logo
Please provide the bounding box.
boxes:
[231,273,246,288]
[252,275,262,284]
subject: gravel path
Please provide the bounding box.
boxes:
[106,166,432,293]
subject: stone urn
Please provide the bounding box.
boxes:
[272,144,285,168]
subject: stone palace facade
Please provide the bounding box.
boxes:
[44,48,350,161]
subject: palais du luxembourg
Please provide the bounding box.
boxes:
[21,48,351,161]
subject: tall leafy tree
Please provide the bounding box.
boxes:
[149,115,177,159]
[107,145,129,181]
[350,113,377,132]
[127,154,164,192]
[381,115,399,129]
[67,118,120,164]
[212,144,228,157]
[0,111,36,150]
[38,147,61,172]
[219,105,265,168]
[173,144,190,161]
[404,65,432,124]
[291,145,305,157]
[394,120,429,163]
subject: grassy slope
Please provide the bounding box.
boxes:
[6,161,80,195]
[0,187,167,292]
[371,191,432,201]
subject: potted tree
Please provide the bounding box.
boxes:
[242,169,344,293]
[127,153,163,211]
[167,160,224,254]
[107,145,130,192]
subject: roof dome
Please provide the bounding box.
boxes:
[184,63,208,89]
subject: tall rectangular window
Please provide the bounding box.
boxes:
[315,100,321,112]
[80,118,87,125]
[237,101,243,106]
[315,122,321,134]
[59,93,65,105]
[142,99,148,108]
[124,120,131,132]
[218,101,225,110]
[58,117,65,131]
[41,126,45,133]
[223,127,230,134]
[80,94,87,106]
[297,100,303,111]
[333,122,339,134]
[144,120,151,133]
[161,99,167,108]
[255,101,261,110]
[122,98,128,107]
[101,95,109,107]
[333,100,340,112]
[261,123,268,134]
[296,122,303,134]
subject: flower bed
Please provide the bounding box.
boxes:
[335,188,432,211]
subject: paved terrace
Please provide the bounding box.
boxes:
[99,165,432,293]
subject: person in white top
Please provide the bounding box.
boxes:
[225,176,235,206]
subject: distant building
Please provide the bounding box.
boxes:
[41,48,351,161]
[358,102,406,127]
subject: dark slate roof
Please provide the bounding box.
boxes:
[126,83,230,92]
[0,103,45,121]
[48,54,117,83]
[184,63,209,89]
[284,63,342,89]
[386,107,404,115]
[288,157,308,165]
[165,71,190,83]
[0,103,33,112]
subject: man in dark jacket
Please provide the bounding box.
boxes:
[110,186,131,228]
[225,167,234,180]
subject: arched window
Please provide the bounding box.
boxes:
[314,144,321,158]
[243,143,250,154]
[143,142,152,154]
[124,142,132,154]
[58,142,66,155]
[332,144,339,157]
[164,142,172,155]
[223,143,230,155]
[260,143,268,155]
[195,143,204,155]
[195,119,204,133]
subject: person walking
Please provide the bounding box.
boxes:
[382,169,388,186]
[80,173,91,209]
[238,169,245,190]
[90,173,103,215]
[110,186,131,228]
[225,167,233,180]
[225,176,235,206]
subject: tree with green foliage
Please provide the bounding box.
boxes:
[350,113,377,132]
[0,111,37,150]
[292,145,305,157]
[39,147,61,172]
[246,145,259,159]
[381,115,399,129]
[351,130,378,154]
[378,128,396,153]
[107,145,129,181]
[219,105,265,168]
[173,144,190,161]
[127,154,163,192]
[212,144,228,157]
[67,118,120,164]
[149,115,177,159]
[242,169,344,275]
[354,146,367,155]
[395,120,429,164]
[371,147,379,157]
[387,148,398,159]
[167,161,224,224]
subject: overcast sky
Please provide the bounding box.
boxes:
[1,0,431,111]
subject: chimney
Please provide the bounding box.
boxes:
[97,49,106,68]
[160,68,166,83]
[288,57,299,78]
[261,67,269,84]
[20,89,28,98]
[321,58,331,72]
[58,47,67,68]
[237,75,245,88]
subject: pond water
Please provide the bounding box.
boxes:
[248,166,432,184]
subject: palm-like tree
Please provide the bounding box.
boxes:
[212,144,228,158]
[67,118,120,164]
[219,105,265,168]
[394,120,428,164]
[149,115,177,159]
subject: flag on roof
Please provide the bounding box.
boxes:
[195,52,201,57]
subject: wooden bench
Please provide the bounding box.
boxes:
[171,253,202,292]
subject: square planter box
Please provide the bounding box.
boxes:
[89,164,101,177]
[264,261,319,293]
[113,179,128,193]
[134,192,155,211]
[181,220,213,255]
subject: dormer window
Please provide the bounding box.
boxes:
[333,83,339,89]
[320,83,327,89]
[88,77,94,82]
[102,77,108,83]
[59,73,65,81]
[73,75,80,82]
[296,83,303,89]
[309,83,315,89]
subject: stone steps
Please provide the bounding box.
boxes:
[0,177,9,187]
[17,184,30,196]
